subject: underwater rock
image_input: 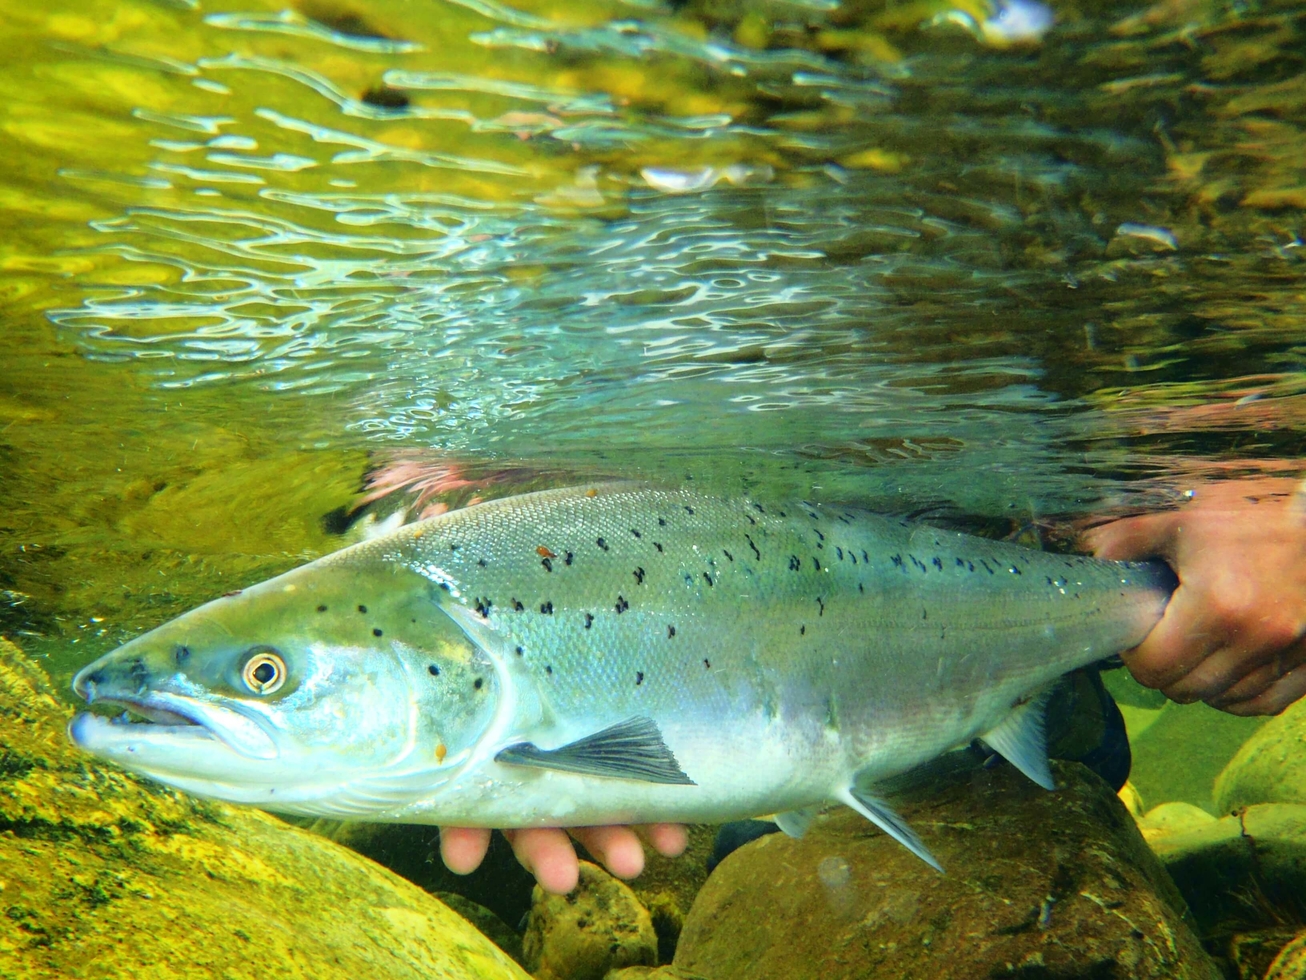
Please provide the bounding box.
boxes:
[1226,928,1301,980]
[1150,803,1306,936]
[625,822,717,963]
[0,637,528,980]
[1266,931,1306,979]
[310,819,538,937]
[434,891,525,964]
[675,760,1220,980]
[1135,801,1217,843]
[604,967,711,980]
[1214,699,1306,813]
[522,860,658,980]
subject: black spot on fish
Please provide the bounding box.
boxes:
[428,664,441,676]
[316,605,328,613]
[633,567,645,584]
[779,510,788,518]
[703,572,714,587]
[373,628,383,637]
[584,612,594,629]
[545,665,553,676]
[473,677,484,690]
[814,529,825,542]
[358,604,368,614]
[723,549,733,562]
[515,646,524,657]
[753,502,765,514]
[565,551,573,566]
[636,671,644,686]
[1009,565,1022,575]
[596,537,609,551]
[477,558,487,568]
[958,558,966,568]
[923,608,928,620]
[789,555,801,571]
[512,598,525,612]
[703,659,711,669]
[807,510,819,521]
[450,544,459,552]
[891,554,903,568]
[836,547,843,561]
[683,572,694,586]
[474,597,492,618]
[980,560,994,575]
[910,555,927,572]
[439,582,451,592]
[174,645,190,665]
[800,625,806,636]
[540,601,554,614]
[746,535,761,561]
[631,529,642,539]
[654,542,664,553]
[933,557,943,570]
[817,597,825,616]
[541,557,553,572]
[812,556,821,571]
[667,625,676,638]
[658,517,667,526]
[850,552,857,565]
[858,582,864,593]
[685,506,694,515]
[746,513,756,525]
[615,596,629,613]
[861,550,869,563]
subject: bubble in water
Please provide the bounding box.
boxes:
[817,855,851,889]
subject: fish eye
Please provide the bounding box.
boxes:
[241,648,287,695]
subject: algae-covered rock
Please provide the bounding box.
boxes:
[0,637,529,980]
[523,860,657,980]
[1136,801,1217,842]
[604,967,711,980]
[1150,803,1306,936]
[1227,929,1301,980]
[1267,931,1306,980]
[1215,698,1306,813]
[675,760,1220,980]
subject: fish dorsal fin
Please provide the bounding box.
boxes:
[773,806,820,839]
[838,785,942,872]
[980,688,1055,790]
[495,717,695,785]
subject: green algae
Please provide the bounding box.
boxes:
[0,637,530,980]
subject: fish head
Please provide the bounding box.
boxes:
[69,558,499,816]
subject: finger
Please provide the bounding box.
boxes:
[440,826,491,875]
[1082,511,1182,563]
[1205,660,1280,708]
[570,826,645,879]
[1220,665,1306,716]
[1162,642,1280,704]
[505,828,581,894]
[644,823,689,858]
[1121,587,1225,692]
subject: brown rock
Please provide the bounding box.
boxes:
[523,861,658,980]
[675,760,1220,980]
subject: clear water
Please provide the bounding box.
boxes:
[4,0,1304,810]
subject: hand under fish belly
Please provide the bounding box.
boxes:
[69,483,1173,870]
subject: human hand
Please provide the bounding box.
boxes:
[439,823,689,894]
[1083,477,1306,715]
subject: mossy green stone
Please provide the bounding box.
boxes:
[0,638,529,980]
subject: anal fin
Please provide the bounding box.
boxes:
[773,806,820,839]
[839,785,942,872]
[980,688,1055,790]
[495,716,695,786]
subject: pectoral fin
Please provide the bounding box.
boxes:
[980,689,1055,790]
[495,716,695,785]
[839,785,942,872]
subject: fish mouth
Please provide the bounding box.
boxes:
[71,689,280,761]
